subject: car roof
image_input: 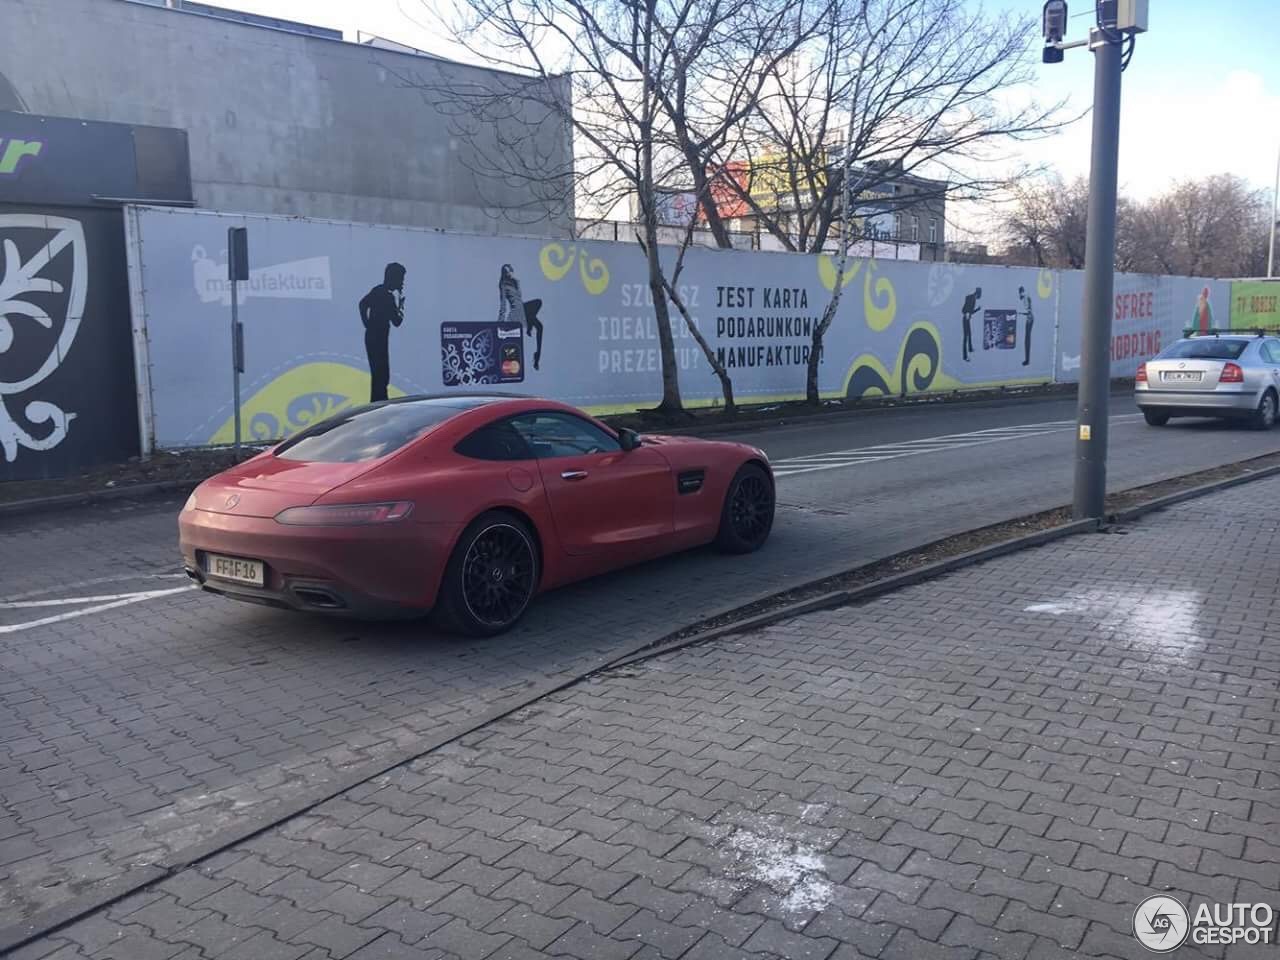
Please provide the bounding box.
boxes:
[371,393,533,410]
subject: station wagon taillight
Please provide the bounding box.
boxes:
[1220,362,1245,383]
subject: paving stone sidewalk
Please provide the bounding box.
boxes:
[11,476,1280,960]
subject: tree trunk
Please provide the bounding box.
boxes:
[666,278,735,417]
[806,287,842,405]
[686,148,733,249]
[639,0,683,419]
[644,223,685,417]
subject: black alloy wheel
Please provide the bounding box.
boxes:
[461,523,536,628]
[716,463,775,554]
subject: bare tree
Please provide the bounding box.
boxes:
[681,0,1066,403]
[1003,173,1271,278]
[1132,175,1270,278]
[700,0,1066,254]
[405,0,823,419]
[758,0,1063,402]
[1000,174,1090,269]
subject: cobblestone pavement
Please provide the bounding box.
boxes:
[10,474,1278,959]
[0,475,1024,928]
[14,406,1229,929]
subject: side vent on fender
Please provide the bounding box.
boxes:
[677,469,705,495]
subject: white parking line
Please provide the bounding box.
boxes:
[0,586,194,635]
[0,589,191,609]
[771,414,1143,479]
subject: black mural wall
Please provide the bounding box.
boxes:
[0,203,137,481]
[0,109,190,481]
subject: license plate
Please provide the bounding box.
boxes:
[1163,371,1202,382]
[205,554,264,586]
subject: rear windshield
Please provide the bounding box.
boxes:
[1158,339,1250,361]
[275,401,459,462]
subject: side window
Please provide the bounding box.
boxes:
[455,420,533,461]
[1265,341,1280,363]
[509,412,621,458]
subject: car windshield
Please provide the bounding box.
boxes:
[274,400,461,462]
[1158,339,1250,361]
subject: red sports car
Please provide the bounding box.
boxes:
[179,395,775,635]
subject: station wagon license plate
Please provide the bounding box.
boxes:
[1163,371,1202,382]
[205,554,264,587]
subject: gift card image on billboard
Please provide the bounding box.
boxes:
[441,321,525,386]
[983,309,1017,350]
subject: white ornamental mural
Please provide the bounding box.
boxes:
[0,214,86,462]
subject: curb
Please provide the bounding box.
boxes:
[619,383,1130,439]
[1106,461,1280,524]
[603,518,1103,671]
[0,480,197,520]
[0,457,1270,954]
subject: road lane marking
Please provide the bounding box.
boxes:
[771,414,1143,479]
[0,589,191,609]
[0,586,194,635]
[3,571,187,602]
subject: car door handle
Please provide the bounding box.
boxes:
[561,470,589,481]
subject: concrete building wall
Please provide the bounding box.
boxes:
[0,0,573,235]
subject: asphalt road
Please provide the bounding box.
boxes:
[2,392,1278,930]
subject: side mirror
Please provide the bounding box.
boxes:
[618,427,642,452]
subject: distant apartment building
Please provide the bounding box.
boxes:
[639,154,947,260]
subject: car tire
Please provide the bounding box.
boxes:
[1142,410,1170,427]
[434,511,539,637]
[1251,391,1278,431]
[715,463,775,554]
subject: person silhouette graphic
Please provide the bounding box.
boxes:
[1018,285,1034,366]
[358,262,405,403]
[961,287,982,361]
[498,264,545,370]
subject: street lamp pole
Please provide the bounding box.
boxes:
[1072,23,1124,521]
[1269,141,1278,279]
[1042,0,1147,521]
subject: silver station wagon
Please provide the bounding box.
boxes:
[1136,334,1280,429]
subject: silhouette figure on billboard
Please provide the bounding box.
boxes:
[1018,285,1034,366]
[359,262,405,402]
[498,264,545,370]
[961,287,981,361]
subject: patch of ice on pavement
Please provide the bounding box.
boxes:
[1024,600,1089,615]
[1024,588,1205,664]
[725,829,833,915]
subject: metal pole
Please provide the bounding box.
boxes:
[1073,27,1123,521]
[231,279,241,460]
[1269,141,1279,279]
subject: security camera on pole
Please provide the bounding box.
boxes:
[1042,0,1148,520]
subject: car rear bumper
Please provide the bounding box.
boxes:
[1135,388,1257,417]
[179,508,462,618]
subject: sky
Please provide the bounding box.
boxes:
[217,0,1279,216]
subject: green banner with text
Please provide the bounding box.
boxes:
[1229,281,1280,330]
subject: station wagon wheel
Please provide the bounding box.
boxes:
[1142,410,1169,427]
[716,463,775,554]
[1252,391,1278,431]
[436,512,538,636]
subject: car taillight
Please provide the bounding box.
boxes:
[1220,362,1244,383]
[274,502,414,525]
[1135,362,1147,383]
